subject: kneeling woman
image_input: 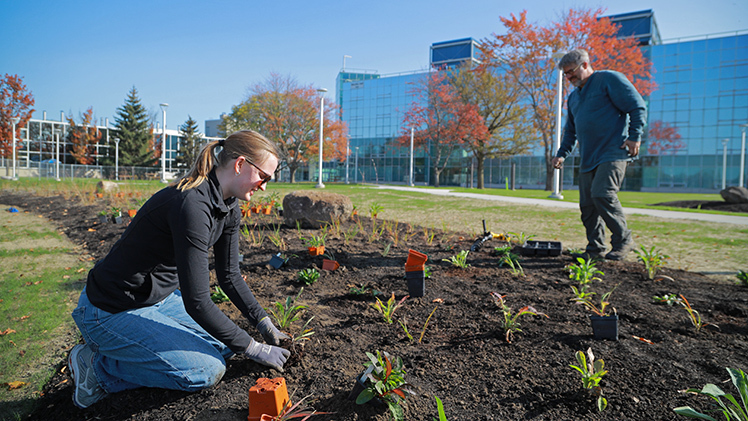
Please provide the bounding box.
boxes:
[69,130,289,408]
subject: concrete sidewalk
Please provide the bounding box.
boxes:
[375,185,748,226]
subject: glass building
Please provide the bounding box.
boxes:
[336,11,748,192]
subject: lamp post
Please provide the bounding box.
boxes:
[315,88,327,188]
[11,117,20,180]
[345,138,350,184]
[549,52,566,199]
[114,138,120,181]
[409,127,415,186]
[54,129,61,181]
[159,103,169,183]
[740,124,747,188]
[354,147,359,184]
[722,138,730,190]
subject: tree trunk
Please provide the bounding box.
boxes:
[288,165,297,183]
[433,167,441,188]
[476,156,485,189]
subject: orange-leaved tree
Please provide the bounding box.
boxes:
[66,107,102,165]
[231,73,348,183]
[480,8,656,190]
[0,74,35,159]
[451,65,535,189]
[398,71,487,188]
[647,120,684,155]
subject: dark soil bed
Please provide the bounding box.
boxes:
[651,200,748,214]
[2,192,747,421]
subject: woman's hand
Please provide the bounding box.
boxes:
[244,339,290,372]
[257,317,290,345]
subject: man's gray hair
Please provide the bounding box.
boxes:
[558,49,589,70]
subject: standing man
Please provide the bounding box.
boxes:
[551,49,647,261]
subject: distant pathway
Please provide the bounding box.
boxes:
[374,185,748,226]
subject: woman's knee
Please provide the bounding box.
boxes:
[178,356,226,391]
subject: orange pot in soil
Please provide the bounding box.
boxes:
[262,206,272,215]
[95,193,103,198]
[127,209,137,218]
[308,246,325,256]
[322,259,340,271]
[248,377,289,421]
[405,249,428,272]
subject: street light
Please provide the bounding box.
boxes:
[549,52,566,200]
[11,117,20,180]
[315,88,327,189]
[409,127,415,186]
[114,138,120,181]
[54,129,61,181]
[345,138,350,184]
[722,138,730,190]
[354,147,359,184]
[159,103,169,183]
[740,124,747,188]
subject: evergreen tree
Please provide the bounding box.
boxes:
[112,87,155,167]
[175,115,203,171]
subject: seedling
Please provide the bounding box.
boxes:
[679,294,718,332]
[508,231,535,245]
[442,250,470,268]
[302,232,327,248]
[210,286,230,304]
[356,351,413,421]
[569,348,608,412]
[266,288,307,330]
[369,203,383,219]
[433,396,448,421]
[494,245,512,256]
[499,252,524,277]
[298,268,320,285]
[574,286,617,317]
[371,292,408,324]
[273,392,333,420]
[348,283,382,297]
[652,293,681,306]
[380,241,392,257]
[292,316,315,344]
[267,223,287,250]
[673,367,748,420]
[634,245,670,280]
[491,292,548,343]
[343,225,360,244]
[567,257,604,300]
[736,270,748,287]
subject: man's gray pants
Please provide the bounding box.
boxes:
[578,160,632,254]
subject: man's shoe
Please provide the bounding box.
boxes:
[606,239,635,261]
[68,344,107,408]
[571,251,605,261]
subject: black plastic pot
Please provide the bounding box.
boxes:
[405,271,425,297]
[589,314,618,340]
[268,253,286,269]
[112,216,123,224]
[521,240,562,256]
[347,365,374,401]
[98,215,108,224]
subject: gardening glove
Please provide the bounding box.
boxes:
[256,316,290,346]
[244,338,290,372]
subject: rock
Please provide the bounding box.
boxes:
[720,186,748,204]
[96,180,119,193]
[282,191,353,229]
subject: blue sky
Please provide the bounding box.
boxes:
[2,0,746,133]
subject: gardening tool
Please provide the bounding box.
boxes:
[470,220,506,252]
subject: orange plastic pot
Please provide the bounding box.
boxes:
[127,209,137,217]
[322,259,340,271]
[248,377,289,421]
[405,249,428,272]
[308,246,325,256]
[262,206,272,215]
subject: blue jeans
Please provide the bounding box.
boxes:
[71,288,234,394]
[578,160,632,253]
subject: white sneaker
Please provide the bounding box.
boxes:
[68,344,108,408]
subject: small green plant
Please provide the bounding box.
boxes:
[369,203,383,218]
[356,351,413,421]
[267,223,287,250]
[442,250,470,268]
[673,367,748,421]
[210,285,230,303]
[380,241,392,257]
[418,306,438,343]
[343,225,360,244]
[424,266,432,279]
[736,270,748,287]
[273,391,333,420]
[499,252,524,277]
[110,206,121,217]
[567,257,604,300]
[574,286,617,317]
[292,316,315,344]
[298,268,320,285]
[266,288,307,330]
[634,245,670,280]
[653,293,681,306]
[398,319,414,342]
[371,292,408,324]
[433,396,448,421]
[491,292,548,343]
[302,232,327,248]
[424,226,436,246]
[98,209,108,217]
[679,294,718,332]
[569,348,608,412]
[348,283,382,297]
[494,245,512,256]
[508,231,535,245]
